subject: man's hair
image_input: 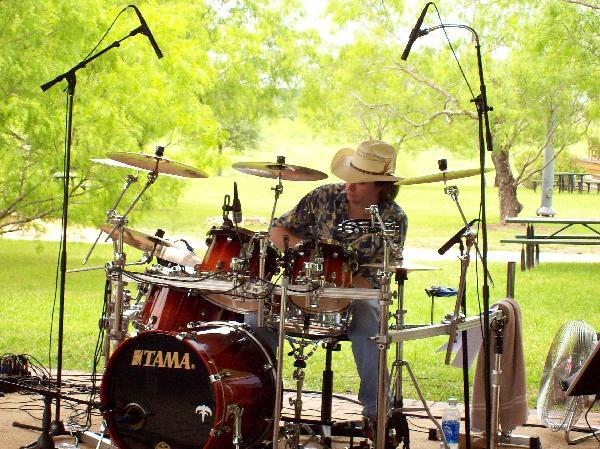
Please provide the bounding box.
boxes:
[376,181,399,204]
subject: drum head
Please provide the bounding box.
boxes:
[101,332,219,449]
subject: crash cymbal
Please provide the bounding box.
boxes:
[100,224,202,266]
[396,168,493,185]
[232,161,328,181]
[361,261,441,272]
[105,152,208,178]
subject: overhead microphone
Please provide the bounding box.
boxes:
[400,2,433,61]
[232,182,242,225]
[129,4,163,59]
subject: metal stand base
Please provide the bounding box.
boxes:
[78,428,117,449]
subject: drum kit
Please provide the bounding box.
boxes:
[76,147,488,449]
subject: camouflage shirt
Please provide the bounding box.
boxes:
[272,183,408,287]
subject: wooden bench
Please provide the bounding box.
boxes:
[500,237,600,271]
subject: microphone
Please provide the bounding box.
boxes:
[438,218,480,255]
[129,5,163,59]
[400,2,433,61]
[232,182,242,224]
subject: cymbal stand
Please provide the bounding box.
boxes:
[272,236,291,449]
[256,231,270,327]
[368,205,394,449]
[83,172,138,265]
[440,171,480,449]
[439,162,493,288]
[86,161,159,360]
[267,156,286,235]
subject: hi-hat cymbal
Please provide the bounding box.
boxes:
[396,168,493,185]
[232,161,328,181]
[361,261,441,272]
[100,224,202,266]
[104,152,208,178]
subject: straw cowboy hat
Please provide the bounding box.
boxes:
[331,140,401,183]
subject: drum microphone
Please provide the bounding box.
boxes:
[129,5,164,59]
[232,182,242,224]
[400,2,433,61]
[437,218,480,255]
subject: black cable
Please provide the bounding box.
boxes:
[430,4,476,100]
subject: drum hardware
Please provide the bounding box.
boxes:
[227,404,244,449]
[272,235,293,449]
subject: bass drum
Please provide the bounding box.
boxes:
[101,322,276,449]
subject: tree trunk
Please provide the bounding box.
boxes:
[217,142,223,176]
[492,149,523,222]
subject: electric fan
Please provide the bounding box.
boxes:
[536,320,597,444]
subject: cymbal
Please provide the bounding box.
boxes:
[232,161,328,181]
[361,261,441,272]
[100,224,202,266]
[396,168,493,185]
[104,152,208,178]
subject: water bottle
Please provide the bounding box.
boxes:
[441,398,460,449]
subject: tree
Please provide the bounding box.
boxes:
[0,0,311,233]
[298,0,599,220]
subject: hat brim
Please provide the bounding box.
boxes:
[330,148,401,183]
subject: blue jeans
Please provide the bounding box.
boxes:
[245,299,389,418]
[347,298,390,418]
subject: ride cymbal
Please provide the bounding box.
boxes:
[100,224,202,266]
[105,152,208,178]
[232,161,328,181]
[361,261,441,272]
[396,168,493,185]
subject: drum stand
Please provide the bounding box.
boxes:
[272,237,292,449]
[367,205,451,449]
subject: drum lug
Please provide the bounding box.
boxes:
[209,370,231,383]
[176,331,193,341]
[263,363,273,371]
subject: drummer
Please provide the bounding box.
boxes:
[269,140,408,426]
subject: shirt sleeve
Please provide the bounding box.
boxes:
[271,187,322,239]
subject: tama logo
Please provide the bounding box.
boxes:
[131,350,195,370]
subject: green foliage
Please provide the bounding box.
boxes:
[0,0,314,232]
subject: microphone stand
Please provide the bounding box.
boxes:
[37,26,152,440]
[420,22,495,449]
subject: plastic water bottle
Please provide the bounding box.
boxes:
[441,398,460,449]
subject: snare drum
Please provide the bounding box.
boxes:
[199,226,280,313]
[268,301,352,338]
[287,239,354,313]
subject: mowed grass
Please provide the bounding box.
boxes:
[1,238,598,406]
[1,119,599,404]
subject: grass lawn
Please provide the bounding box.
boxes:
[1,238,598,407]
[1,119,599,406]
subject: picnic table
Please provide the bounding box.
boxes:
[554,172,590,193]
[532,172,598,193]
[500,217,600,270]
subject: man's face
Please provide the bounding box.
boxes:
[345,182,382,206]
